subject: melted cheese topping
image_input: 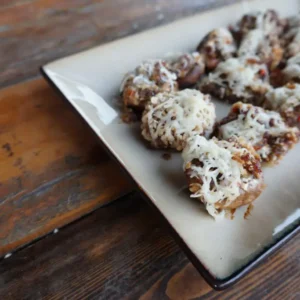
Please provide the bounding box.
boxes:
[167,52,205,78]
[238,29,264,57]
[209,28,236,58]
[219,103,294,159]
[182,136,259,220]
[120,59,177,92]
[142,89,215,149]
[242,10,280,36]
[287,27,300,57]
[205,57,270,98]
[266,84,300,113]
[283,54,300,79]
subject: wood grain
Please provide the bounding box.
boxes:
[0,78,133,256]
[0,1,299,298]
[0,193,298,299]
[0,0,240,88]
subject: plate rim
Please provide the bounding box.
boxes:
[40,66,300,290]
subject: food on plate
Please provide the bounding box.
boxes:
[265,83,300,127]
[216,102,299,163]
[282,54,300,83]
[167,52,205,88]
[237,29,283,70]
[230,10,286,43]
[120,9,300,221]
[199,57,271,106]
[141,89,216,150]
[282,17,300,59]
[283,27,300,59]
[182,135,264,220]
[196,28,236,71]
[120,60,178,110]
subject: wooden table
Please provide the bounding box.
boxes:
[0,1,299,299]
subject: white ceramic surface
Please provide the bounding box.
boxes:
[43,0,300,284]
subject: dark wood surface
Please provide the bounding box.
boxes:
[0,0,240,263]
[0,0,240,88]
[0,194,299,299]
[0,0,299,298]
[0,79,132,256]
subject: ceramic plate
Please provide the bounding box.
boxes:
[41,0,300,289]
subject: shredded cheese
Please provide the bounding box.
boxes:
[120,59,177,93]
[167,52,205,79]
[254,11,279,35]
[238,10,282,36]
[283,53,300,79]
[199,28,236,60]
[219,103,296,160]
[141,89,216,150]
[238,29,265,57]
[182,136,260,219]
[210,28,236,58]
[204,57,270,98]
[288,28,300,57]
[266,84,300,114]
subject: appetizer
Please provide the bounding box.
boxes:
[216,102,299,163]
[121,60,178,110]
[282,16,300,59]
[282,54,300,83]
[182,136,264,220]
[265,83,300,127]
[231,10,285,43]
[237,29,283,70]
[141,89,216,150]
[120,9,300,221]
[196,28,236,71]
[199,57,271,106]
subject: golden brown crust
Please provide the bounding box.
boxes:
[215,182,265,210]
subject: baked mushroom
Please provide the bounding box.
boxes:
[216,102,299,163]
[265,82,300,127]
[121,60,178,111]
[183,135,264,220]
[168,52,205,88]
[141,89,216,150]
[196,28,236,71]
[199,57,271,106]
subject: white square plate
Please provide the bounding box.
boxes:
[42,0,300,289]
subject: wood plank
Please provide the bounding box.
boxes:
[0,193,298,299]
[0,78,133,256]
[0,0,241,88]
